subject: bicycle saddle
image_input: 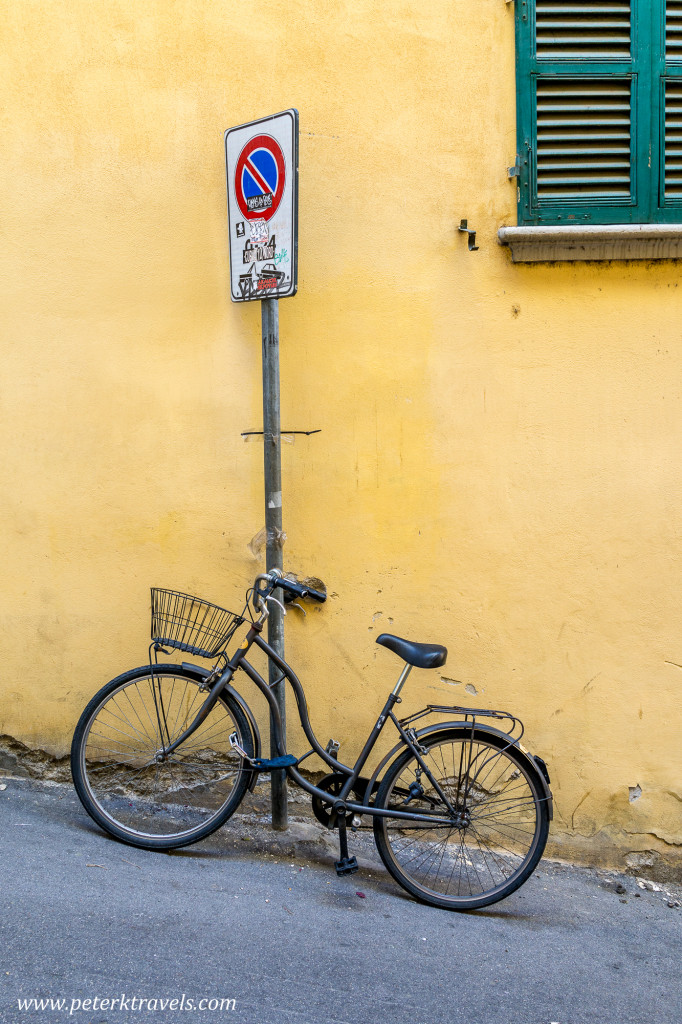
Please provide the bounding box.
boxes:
[375,633,447,669]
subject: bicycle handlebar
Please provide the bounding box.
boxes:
[253,570,327,610]
[277,576,327,604]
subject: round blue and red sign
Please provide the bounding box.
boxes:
[234,135,286,222]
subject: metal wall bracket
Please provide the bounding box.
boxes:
[458,219,479,251]
[241,430,321,438]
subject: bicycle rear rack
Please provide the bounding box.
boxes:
[398,704,525,744]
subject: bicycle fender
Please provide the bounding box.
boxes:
[361,721,553,820]
[181,662,261,791]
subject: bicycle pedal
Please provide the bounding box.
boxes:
[325,738,340,759]
[334,856,359,876]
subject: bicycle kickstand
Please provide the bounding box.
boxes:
[334,817,359,876]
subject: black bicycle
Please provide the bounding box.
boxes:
[71,570,552,911]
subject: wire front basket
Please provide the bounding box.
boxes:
[150,588,244,659]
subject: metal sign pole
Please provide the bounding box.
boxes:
[225,110,298,832]
[261,296,287,830]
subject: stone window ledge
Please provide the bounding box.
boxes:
[498,224,682,263]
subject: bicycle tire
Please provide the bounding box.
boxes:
[373,727,550,910]
[71,664,254,850]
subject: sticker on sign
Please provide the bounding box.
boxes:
[225,110,298,302]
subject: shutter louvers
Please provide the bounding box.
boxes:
[664,81,682,197]
[666,0,682,60]
[665,3,682,202]
[536,79,632,197]
[536,1,632,59]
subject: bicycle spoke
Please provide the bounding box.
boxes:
[96,704,155,748]
[169,680,202,742]
[121,687,159,748]
[175,721,234,751]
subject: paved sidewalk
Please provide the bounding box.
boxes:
[0,775,680,1024]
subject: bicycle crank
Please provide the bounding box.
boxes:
[311,773,356,828]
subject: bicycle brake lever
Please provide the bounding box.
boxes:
[266,594,286,615]
[289,601,306,617]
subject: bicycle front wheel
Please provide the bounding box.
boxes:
[373,728,549,910]
[71,665,254,850]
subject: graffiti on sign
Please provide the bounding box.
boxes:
[238,262,287,300]
[243,236,277,265]
[249,218,269,244]
[225,110,298,302]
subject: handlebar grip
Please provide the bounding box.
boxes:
[278,576,327,603]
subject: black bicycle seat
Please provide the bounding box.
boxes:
[375,633,447,669]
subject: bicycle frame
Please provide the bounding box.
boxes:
[162,618,461,827]
[72,569,553,909]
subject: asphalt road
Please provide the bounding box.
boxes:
[1,776,680,1024]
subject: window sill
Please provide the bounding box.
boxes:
[497,224,682,263]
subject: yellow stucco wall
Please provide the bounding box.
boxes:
[1,1,680,876]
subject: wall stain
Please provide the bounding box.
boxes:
[582,673,601,694]
[571,790,592,831]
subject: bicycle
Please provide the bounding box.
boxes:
[71,569,553,911]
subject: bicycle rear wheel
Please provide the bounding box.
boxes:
[373,727,549,910]
[71,665,254,850]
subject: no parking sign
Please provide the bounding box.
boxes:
[225,110,298,302]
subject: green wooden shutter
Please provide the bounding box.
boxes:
[660,0,682,212]
[516,1,681,225]
[534,77,633,203]
[664,80,682,199]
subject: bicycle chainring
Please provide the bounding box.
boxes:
[311,773,355,828]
